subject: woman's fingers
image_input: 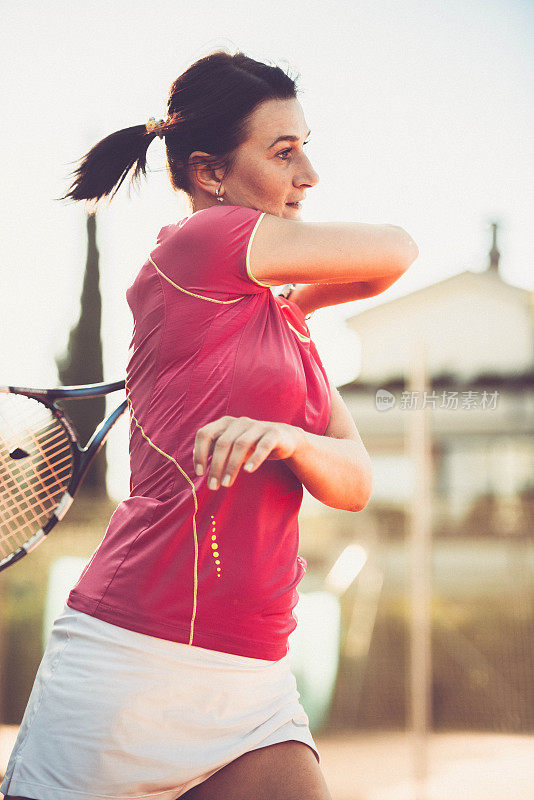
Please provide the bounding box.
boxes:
[193,416,233,478]
[207,420,268,489]
[219,427,277,488]
[193,416,258,484]
[193,416,290,490]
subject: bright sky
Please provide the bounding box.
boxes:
[1,0,532,501]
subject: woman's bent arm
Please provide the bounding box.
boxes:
[249,217,419,287]
[285,383,372,512]
[285,428,372,512]
[289,270,408,315]
[193,382,372,512]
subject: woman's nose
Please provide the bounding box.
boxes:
[295,156,319,188]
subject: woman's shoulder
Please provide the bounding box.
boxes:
[155,204,264,247]
[183,204,264,231]
[149,205,270,296]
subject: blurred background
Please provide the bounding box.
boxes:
[1,1,533,799]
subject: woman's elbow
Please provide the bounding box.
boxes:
[349,457,373,512]
[388,225,419,268]
[350,487,373,512]
[350,498,371,512]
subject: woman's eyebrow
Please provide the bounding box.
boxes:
[267,129,311,149]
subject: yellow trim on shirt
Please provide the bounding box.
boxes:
[278,303,311,343]
[285,320,311,343]
[124,376,199,647]
[245,212,271,287]
[149,256,245,304]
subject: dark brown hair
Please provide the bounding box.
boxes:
[57,50,299,208]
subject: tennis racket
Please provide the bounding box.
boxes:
[0,380,127,573]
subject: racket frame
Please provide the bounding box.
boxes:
[0,380,127,572]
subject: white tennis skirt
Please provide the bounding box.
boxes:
[1,604,319,800]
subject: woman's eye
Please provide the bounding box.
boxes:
[277,141,310,160]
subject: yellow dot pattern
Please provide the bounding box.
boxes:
[210,515,222,578]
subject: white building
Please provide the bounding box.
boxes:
[307,224,534,523]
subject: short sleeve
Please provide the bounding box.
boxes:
[150,205,270,297]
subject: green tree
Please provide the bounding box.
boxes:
[55,212,107,495]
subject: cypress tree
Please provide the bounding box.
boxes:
[55,212,107,495]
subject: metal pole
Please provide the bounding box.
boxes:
[406,337,433,800]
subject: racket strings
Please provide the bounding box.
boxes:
[0,394,73,556]
[1,451,70,536]
[0,425,72,488]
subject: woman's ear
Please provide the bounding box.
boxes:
[188,151,221,197]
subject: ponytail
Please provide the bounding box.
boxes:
[56,124,160,206]
[57,50,298,208]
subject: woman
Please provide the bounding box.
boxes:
[2,50,418,800]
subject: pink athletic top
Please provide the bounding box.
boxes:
[67,204,332,660]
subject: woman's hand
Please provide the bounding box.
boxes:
[193,415,304,490]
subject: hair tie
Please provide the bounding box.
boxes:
[145,116,165,139]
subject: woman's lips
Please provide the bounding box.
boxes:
[286,202,301,208]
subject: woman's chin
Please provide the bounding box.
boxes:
[283,204,302,219]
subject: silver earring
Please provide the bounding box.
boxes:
[215,185,224,203]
